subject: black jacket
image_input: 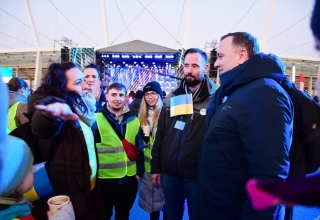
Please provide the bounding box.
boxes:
[28,92,105,220]
[128,98,142,117]
[281,76,320,175]
[198,53,293,219]
[151,76,217,179]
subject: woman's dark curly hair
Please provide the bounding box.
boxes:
[38,62,88,114]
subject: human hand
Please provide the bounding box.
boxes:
[47,202,73,218]
[151,173,161,189]
[36,103,79,121]
[90,80,101,100]
[136,175,141,182]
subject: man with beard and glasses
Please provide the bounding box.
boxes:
[151,48,218,220]
[94,82,144,220]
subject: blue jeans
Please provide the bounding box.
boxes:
[161,173,198,220]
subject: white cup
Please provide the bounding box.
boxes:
[141,125,151,137]
[47,195,70,215]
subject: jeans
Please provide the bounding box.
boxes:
[161,173,198,220]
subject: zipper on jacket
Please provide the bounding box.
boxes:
[188,114,194,135]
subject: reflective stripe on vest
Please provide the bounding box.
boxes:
[96,113,140,179]
[7,102,21,134]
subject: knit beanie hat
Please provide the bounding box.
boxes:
[143,81,163,100]
[1,135,34,197]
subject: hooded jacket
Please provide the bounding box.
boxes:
[198,53,293,220]
[151,76,218,179]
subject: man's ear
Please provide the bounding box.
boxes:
[105,93,109,101]
[17,87,24,94]
[238,49,249,65]
[204,63,209,73]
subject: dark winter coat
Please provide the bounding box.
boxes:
[151,76,218,179]
[198,53,293,219]
[128,98,142,117]
[28,91,105,220]
[281,76,320,175]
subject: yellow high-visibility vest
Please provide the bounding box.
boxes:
[6,102,21,134]
[96,113,140,179]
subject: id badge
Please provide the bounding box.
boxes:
[174,120,185,130]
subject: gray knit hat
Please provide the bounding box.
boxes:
[1,135,34,197]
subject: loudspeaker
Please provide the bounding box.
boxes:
[61,46,70,63]
[209,49,217,78]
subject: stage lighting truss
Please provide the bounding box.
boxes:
[100,54,175,59]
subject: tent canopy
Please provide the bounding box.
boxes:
[96,40,178,54]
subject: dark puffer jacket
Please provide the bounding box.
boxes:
[28,91,105,220]
[198,53,293,219]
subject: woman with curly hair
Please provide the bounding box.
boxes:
[28,62,105,220]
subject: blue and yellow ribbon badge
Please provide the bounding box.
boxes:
[170,94,193,117]
[24,162,55,202]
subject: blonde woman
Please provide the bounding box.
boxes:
[138,81,165,220]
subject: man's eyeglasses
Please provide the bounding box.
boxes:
[144,91,158,98]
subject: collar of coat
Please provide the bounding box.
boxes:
[172,75,218,103]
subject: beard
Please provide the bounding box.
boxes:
[184,74,204,87]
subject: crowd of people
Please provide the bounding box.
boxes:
[1,1,320,219]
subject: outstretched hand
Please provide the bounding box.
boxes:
[36,103,79,121]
